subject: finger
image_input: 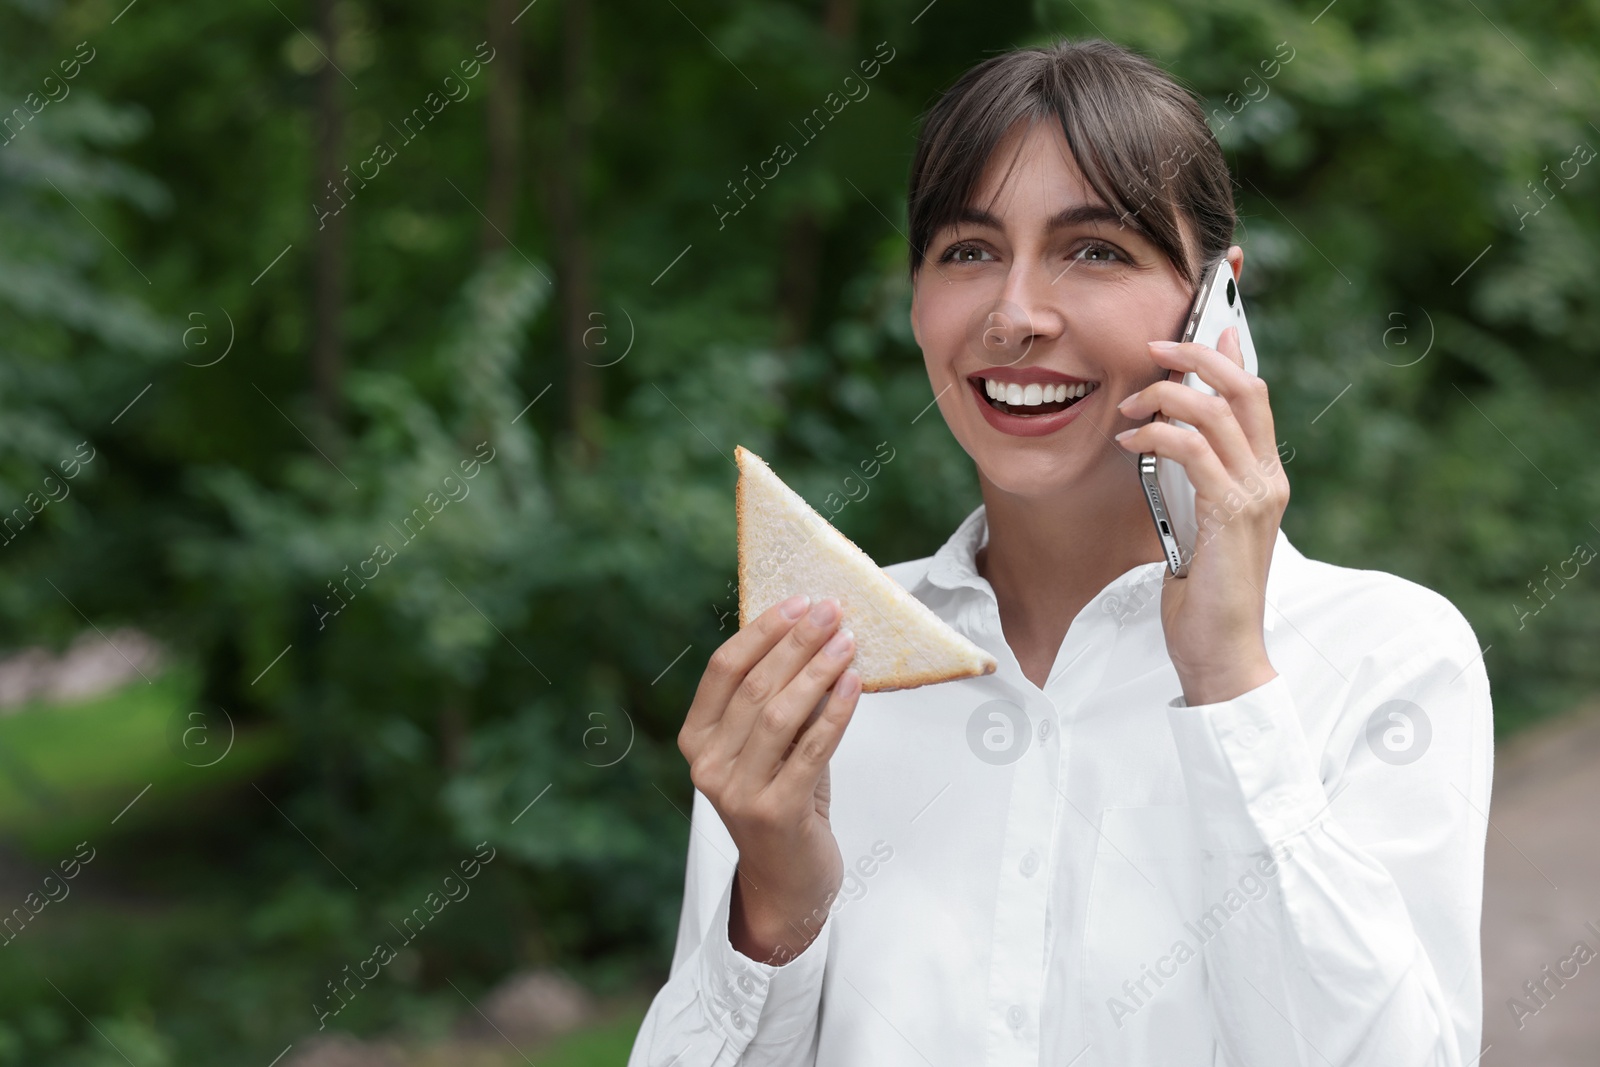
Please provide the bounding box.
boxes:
[1211,326,1281,469]
[1216,325,1245,369]
[684,594,811,743]
[1116,380,1255,474]
[1147,337,1250,392]
[766,668,862,809]
[1114,420,1231,498]
[706,597,846,763]
[1146,339,1278,464]
[737,626,857,783]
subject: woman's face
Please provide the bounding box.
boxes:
[910,118,1204,499]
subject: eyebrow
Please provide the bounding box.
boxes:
[955,203,1149,238]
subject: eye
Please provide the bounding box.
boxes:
[939,242,995,264]
[1073,240,1124,263]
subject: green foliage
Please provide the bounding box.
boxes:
[0,667,284,851]
[1,0,1597,1062]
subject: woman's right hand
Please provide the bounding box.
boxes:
[677,593,861,966]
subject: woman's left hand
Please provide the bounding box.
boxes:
[1112,325,1290,706]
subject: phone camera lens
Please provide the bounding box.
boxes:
[1225,277,1236,306]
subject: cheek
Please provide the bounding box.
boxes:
[1059,296,1149,378]
[1074,291,1186,382]
[912,284,981,362]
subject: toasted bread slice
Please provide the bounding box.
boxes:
[735,445,998,693]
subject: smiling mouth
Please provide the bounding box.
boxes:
[972,376,1099,416]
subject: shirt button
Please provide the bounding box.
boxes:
[1006,1004,1024,1030]
[1019,850,1039,877]
[1237,724,1261,749]
[1038,719,1052,741]
[731,1010,745,1029]
[737,974,754,993]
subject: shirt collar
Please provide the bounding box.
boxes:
[922,503,993,594]
[920,502,1297,632]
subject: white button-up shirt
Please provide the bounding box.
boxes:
[629,504,1493,1066]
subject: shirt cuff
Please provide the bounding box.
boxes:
[1166,672,1328,853]
[697,869,831,1047]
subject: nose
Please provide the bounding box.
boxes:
[974,260,1066,369]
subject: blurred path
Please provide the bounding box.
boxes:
[0,628,163,711]
[1480,698,1600,1065]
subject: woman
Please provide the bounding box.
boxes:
[630,37,1492,1067]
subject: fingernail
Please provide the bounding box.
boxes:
[1117,393,1136,410]
[1147,340,1178,350]
[809,597,840,625]
[826,627,854,656]
[780,594,810,620]
[1114,428,1136,441]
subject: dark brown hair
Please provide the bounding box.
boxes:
[906,38,1235,288]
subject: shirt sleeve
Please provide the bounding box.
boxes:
[1163,598,1493,1066]
[627,787,832,1067]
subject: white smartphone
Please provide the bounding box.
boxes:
[1138,259,1259,577]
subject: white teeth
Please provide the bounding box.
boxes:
[980,378,1097,408]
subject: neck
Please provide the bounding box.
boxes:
[974,457,1164,680]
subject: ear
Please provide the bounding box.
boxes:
[1226,244,1244,283]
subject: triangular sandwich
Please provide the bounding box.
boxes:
[735,445,998,693]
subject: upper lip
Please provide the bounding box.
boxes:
[966,367,1096,386]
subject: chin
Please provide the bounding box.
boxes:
[989,463,1094,499]
[964,436,1105,498]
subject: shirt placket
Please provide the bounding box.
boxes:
[977,600,1064,1067]
[1042,606,1121,1065]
